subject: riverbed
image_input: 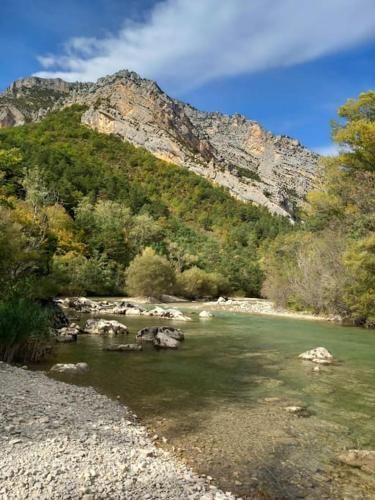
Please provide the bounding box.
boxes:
[44,306,375,498]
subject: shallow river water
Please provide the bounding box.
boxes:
[44,306,375,498]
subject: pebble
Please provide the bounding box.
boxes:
[0,364,235,500]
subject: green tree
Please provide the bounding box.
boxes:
[126,247,176,298]
[177,266,229,299]
[75,199,133,264]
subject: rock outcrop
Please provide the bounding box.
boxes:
[0,70,319,217]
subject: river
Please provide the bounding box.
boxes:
[43,306,375,498]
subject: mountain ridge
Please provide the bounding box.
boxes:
[0,70,319,217]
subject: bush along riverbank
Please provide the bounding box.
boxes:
[0,363,235,500]
[0,299,52,363]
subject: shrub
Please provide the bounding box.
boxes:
[126,248,176,298]
[0,299,51,363]
[52,252,124,296]
[177,267,229,299]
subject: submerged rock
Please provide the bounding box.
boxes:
[298,347,334,364]
[104,344,143,352]
[50,362,89,374]
[83,319,128,336]
[337,450,375,472]
[199,310,214,318]
[284,406,311,417]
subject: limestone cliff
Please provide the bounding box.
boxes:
[0,70,319,217]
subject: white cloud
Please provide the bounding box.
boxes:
[313,144,340,156]
[35,0,375,90]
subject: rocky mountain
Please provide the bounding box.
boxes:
[0,70,319,217]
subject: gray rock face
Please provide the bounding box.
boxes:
[0,70,319,217]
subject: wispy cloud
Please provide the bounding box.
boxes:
[313,144,340,156]
[35,0,375,90]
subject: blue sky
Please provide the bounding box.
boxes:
[1,0,374,153]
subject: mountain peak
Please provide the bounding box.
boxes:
[0,70,318,217]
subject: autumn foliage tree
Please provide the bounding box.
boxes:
[262,91,375,326]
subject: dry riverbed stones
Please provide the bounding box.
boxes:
[0,363,235,500]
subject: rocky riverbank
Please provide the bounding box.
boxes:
[0,363,235,500]
[202,297,336,322]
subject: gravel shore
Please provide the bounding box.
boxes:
[0,363,235,500]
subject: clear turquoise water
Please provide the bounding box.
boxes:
[44,309,375,497]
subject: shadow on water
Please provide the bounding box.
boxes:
[39,308,375,498]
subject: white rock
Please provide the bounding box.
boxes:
[298,347,334,364]
[50,363,89,374]
[199,310,214,318]
[146,307,191,321]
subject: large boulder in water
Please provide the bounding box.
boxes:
[136,326,184,342]
[159,326,184,341]
[298,347,334,364]
[83,319,128,336]
[137,326,184,348]
[136,326,159,342]
[154,331,180,349]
